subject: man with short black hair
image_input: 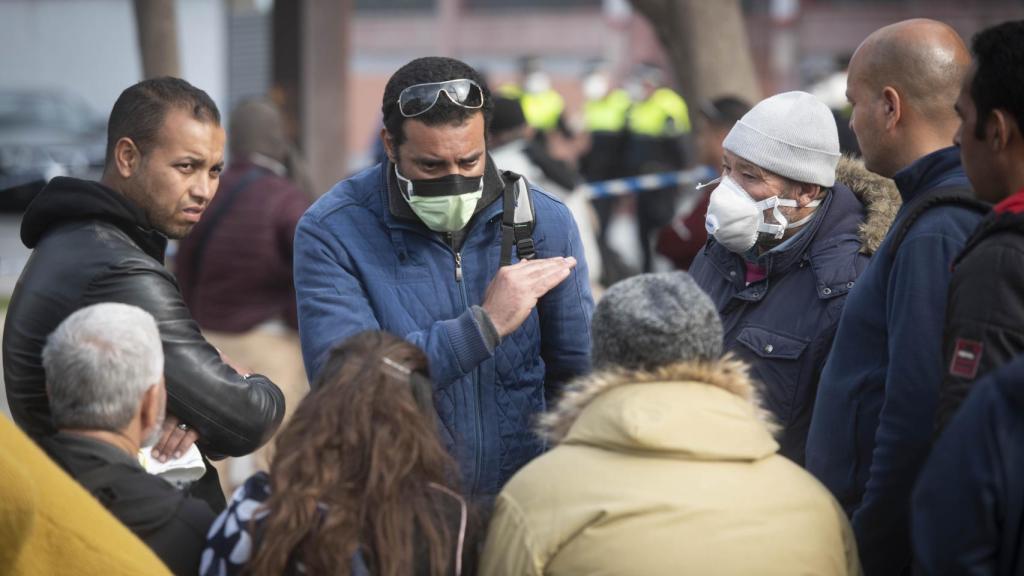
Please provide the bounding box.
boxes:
[38,303,214,576]
[3,77,286,511]
[934,20,1024,431]
[294,57,594,498]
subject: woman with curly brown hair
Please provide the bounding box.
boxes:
[200,331,474,576]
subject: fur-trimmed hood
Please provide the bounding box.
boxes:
[834,155,901,255]
[538,357,781,461]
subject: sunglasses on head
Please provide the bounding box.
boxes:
[397,79,484,118]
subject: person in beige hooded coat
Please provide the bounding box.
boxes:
[479,271,860,576]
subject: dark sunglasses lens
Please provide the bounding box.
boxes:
[446,80,482,107]
[399,86,439,117]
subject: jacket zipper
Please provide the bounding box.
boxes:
[451,245,483,496]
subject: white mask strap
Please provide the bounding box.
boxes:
[394,164,414,197]
[696,177,722,191]
[781,197,822,230]
[755,197,823,238]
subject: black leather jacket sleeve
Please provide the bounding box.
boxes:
[86,258,286,457]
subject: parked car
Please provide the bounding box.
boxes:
[0,89,106,211]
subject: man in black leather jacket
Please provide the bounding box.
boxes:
[3,77,285,511]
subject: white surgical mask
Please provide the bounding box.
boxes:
[704,175,821,253]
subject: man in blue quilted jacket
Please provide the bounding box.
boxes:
[293,57,594,498]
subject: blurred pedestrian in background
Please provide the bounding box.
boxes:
[623,63,691,274]
[655,95,750,270]
[174,97,312,494]
[498,55,565,134]
[489,95,603,292]
[577,61,634,283]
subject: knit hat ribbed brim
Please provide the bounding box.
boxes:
[723,91,840,187]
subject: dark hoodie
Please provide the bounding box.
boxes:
[39,432,215,576]
[3,177,286,512]
[19,176,166,257]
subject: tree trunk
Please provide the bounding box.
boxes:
[301,0,352,196]
[133,0,180,78]
[629,0,761,106]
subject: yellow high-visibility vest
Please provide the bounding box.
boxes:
[584,89,632,132]
[628,87,691,137]
[499,84,565,132]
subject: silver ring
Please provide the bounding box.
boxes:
[176,423,189,431]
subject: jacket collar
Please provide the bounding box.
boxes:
[995,187,1024,215]
[48,431,142,470]
[538,357,780,461]
[892,146,968,203]
[757,188,834,275]
[21,177,168,263]
[955,190,1024,268]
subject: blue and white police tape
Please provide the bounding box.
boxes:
[581,166,717,199]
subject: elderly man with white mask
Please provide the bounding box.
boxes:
[690,91,899,465]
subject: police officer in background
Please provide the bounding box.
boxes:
[498,55,565,134]
[625,63,691,274]
[578,62,634,284]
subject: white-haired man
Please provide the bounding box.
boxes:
[38,303,215,576]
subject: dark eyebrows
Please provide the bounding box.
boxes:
[175,155,224,172]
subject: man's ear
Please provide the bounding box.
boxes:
[881,86,902,131]
[381,129,397,165]
[112,137,141,179]
[796,182,824,206]
[139,378,166,435]
[989,109,1012,152]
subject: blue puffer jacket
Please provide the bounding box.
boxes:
[293,161,594,497]
[690,157,883,465]
[912,355,1024,576]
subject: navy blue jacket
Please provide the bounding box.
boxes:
[293,161,594,497]
[912,354,1024,576]
[691,182,869,465]
[807,147,984,575]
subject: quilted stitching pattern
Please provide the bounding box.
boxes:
[298,165,590,496]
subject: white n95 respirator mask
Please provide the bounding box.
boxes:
[703,175,820,254]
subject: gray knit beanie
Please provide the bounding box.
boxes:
[722,91,840,187]
[592,272,723,371]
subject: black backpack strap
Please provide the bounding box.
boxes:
[184,167,265,294]
[499,170,536,266]
[887,185,989,258]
